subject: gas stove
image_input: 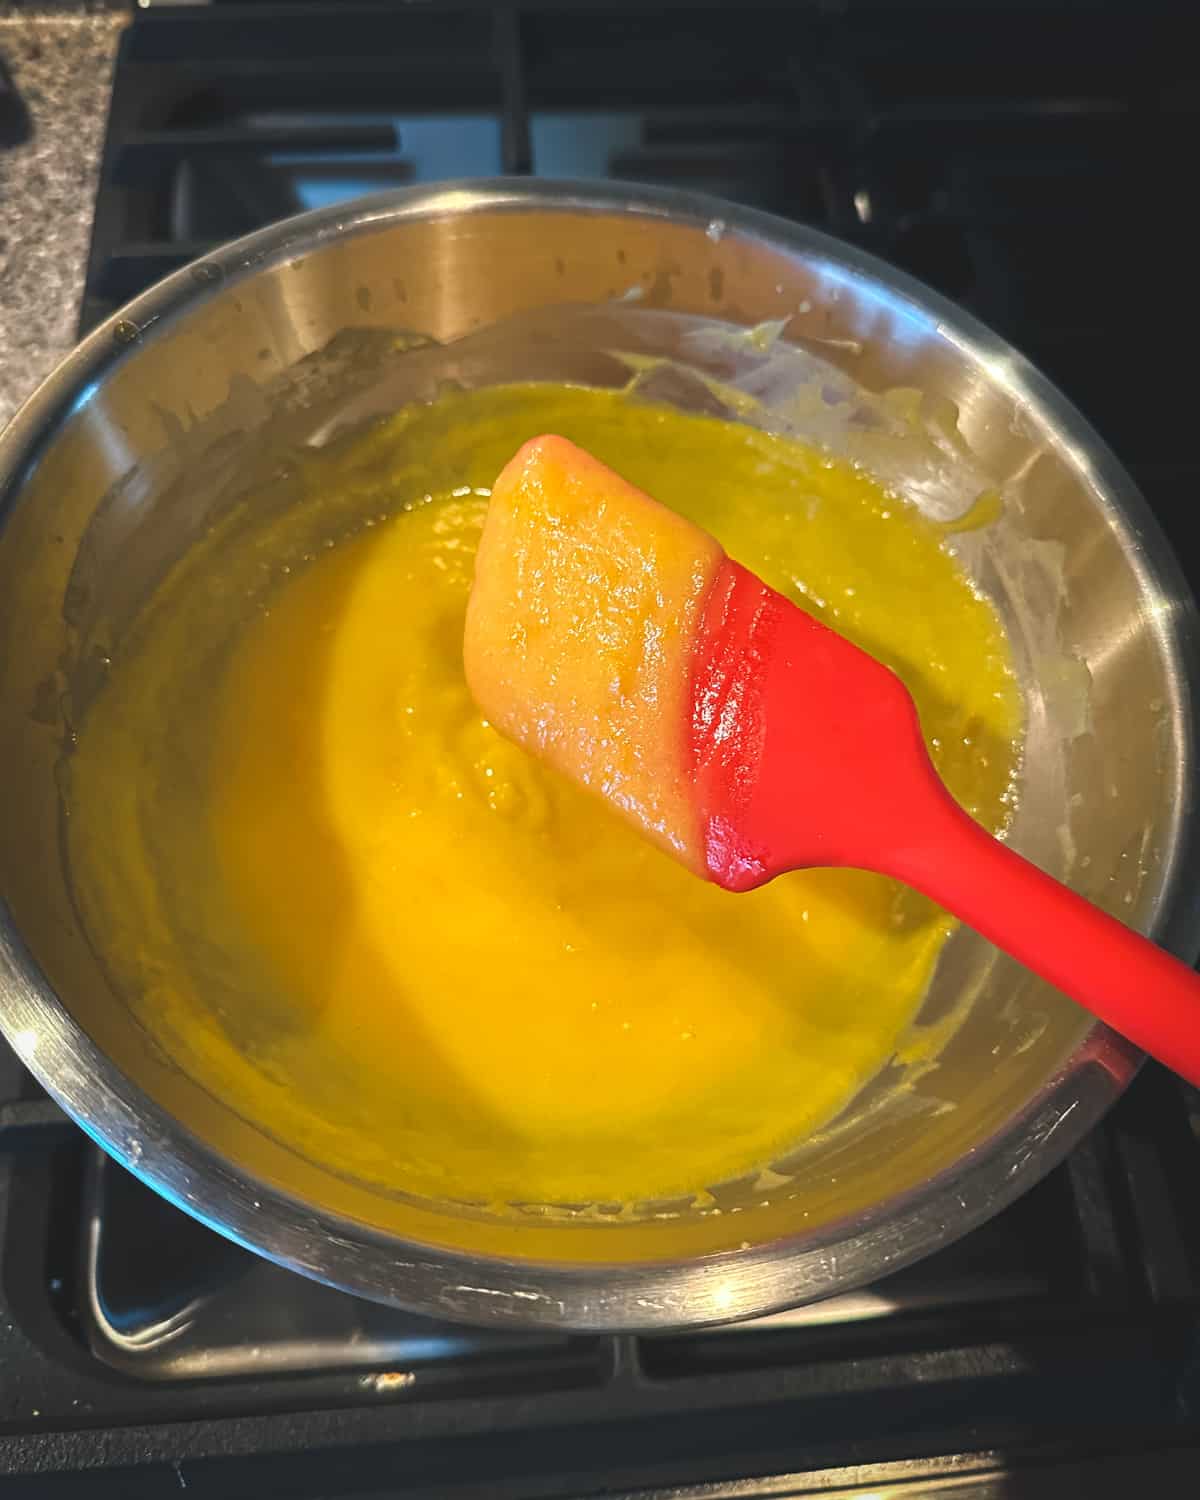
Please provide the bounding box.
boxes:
[3,2,1200,1494]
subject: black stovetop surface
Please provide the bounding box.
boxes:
[4,2,1200,1494]
[6,1053,1200,1496]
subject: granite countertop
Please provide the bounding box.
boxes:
[0,2,127,430]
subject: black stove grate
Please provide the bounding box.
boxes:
[5,1064,1200,1494]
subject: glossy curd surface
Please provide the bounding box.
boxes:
[66,383,1022,1207]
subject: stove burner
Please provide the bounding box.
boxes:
[83,1152,593,1384]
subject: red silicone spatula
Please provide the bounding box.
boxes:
[464,435,1200,1085]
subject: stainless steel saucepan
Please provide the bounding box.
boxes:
[1,180,1197,1330]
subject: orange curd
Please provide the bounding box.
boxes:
[66,382,1022,1206]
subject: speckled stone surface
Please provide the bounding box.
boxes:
[0,3,126,429]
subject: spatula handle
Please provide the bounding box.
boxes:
[887,792,1200,1086]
